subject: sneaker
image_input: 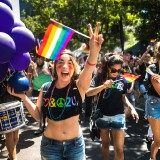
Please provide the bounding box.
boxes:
[7,156,11,160]
[124,132,130,138]
[34,129,43,136]
[146,136,153,145]
[25,118,29,125]
[146,136,153,151]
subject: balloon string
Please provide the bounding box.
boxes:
[37,38,40,48]
[9,62,15,73]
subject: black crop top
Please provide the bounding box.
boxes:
[92,74,128,116]
[146,63,160,98]
[43,80,82,121]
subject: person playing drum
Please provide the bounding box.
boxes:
[0,70,22,160]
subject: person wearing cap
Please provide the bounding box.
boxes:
[0,70,21,160]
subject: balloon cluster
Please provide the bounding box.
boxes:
[0,0,35,82]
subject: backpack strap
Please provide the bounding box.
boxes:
[41,81,52,130]
[43,82,51,93]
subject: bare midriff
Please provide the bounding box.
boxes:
[44,115,82,140]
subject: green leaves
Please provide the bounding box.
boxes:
[21,0,158,52]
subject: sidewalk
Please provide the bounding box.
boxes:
[0,103,160,160]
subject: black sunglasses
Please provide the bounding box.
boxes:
[110,68,121,73]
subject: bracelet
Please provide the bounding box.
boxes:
[103,84,107,89]
[86,60,97,66]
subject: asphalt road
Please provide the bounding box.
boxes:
[0,101,160,160]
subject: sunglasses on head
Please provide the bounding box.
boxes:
[110,68,121,73]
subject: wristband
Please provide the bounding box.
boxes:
[103,84,107,89]
[86,60,97,66]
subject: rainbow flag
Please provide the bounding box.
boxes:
[82,49,90,54]
[123,72,141,83]
[38,22,74,60]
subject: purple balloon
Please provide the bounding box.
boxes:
[0,2,14,33]
[9,52,31,71]
[0,62,8,82]
[0,32,16,64]
[13,19,26,28]
[0,0,13,10]
[10,26,35,54]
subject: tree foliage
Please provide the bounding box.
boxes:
[21,0,159,53]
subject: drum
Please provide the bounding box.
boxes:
[0,101,26,134]
[30,97,38,105]
[23,97,38,115]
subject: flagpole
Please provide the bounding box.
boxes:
[50,19,90,39]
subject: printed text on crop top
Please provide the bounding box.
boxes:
[43,80,82,121]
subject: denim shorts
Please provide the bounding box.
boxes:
[96,114,126,130]
[134,80,140,90]
[145,95,160,119]
[41,135,86,160]
[140,84,148,100]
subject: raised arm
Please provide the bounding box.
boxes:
[139,45,151,65]
[77,22,104,97]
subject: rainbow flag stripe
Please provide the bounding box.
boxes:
[123,72,141,83]
[38,22,74,60]
[82,49,90,54]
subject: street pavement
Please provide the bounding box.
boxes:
[0,101,160,160]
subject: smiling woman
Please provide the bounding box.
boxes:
[53,50,80,81]
[86,52,139,160]
[7,22,104,160]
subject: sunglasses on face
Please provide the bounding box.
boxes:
[110,68,121,73]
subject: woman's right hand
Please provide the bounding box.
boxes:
[103,80,113,88]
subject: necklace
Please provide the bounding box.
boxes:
[48,81,71,121]
[158,62,160,74]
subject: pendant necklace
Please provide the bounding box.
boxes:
[48,81,71,121]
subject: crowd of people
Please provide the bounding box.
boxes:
[0,22,160,160]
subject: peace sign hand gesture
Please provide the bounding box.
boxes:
[88,22,104,62]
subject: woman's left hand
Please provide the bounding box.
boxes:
[88,22,104,58]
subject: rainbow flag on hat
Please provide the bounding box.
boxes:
[123,72,141,83]
[150,39,156,42]
[38,21,74,60]
[150,39,156,46]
